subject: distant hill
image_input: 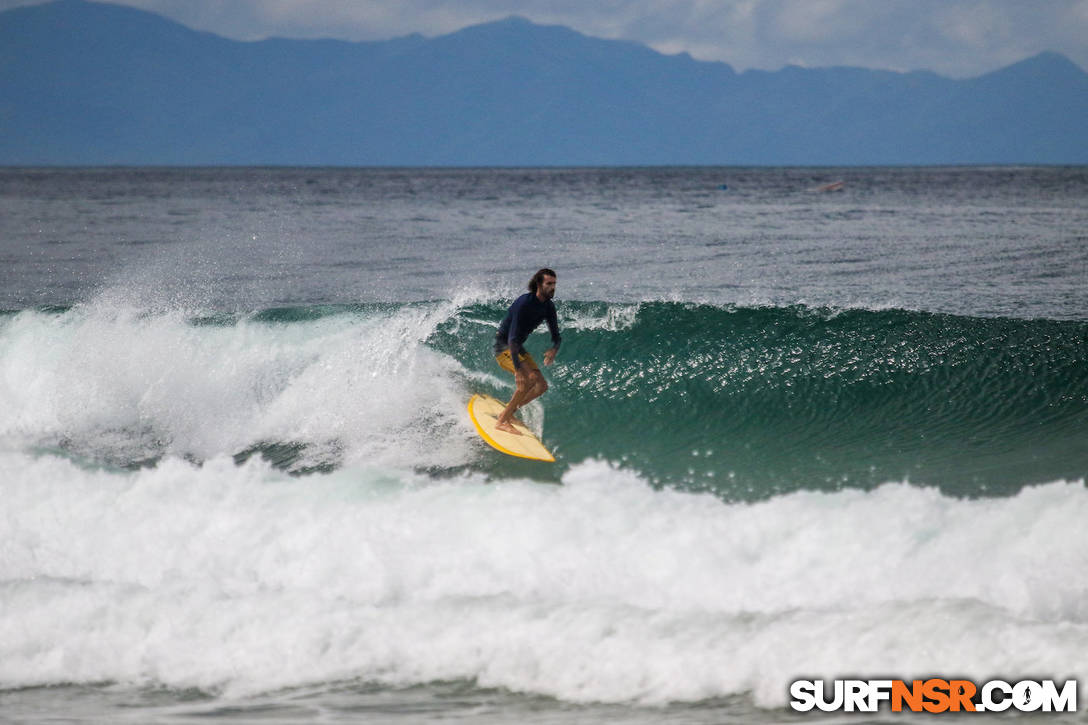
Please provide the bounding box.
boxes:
[2,0,1086,165]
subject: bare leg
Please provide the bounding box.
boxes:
[496,368,548,435]
[496,389,529,435]
[519,371,548,408]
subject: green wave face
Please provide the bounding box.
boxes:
[433,302,1088,499]
[6,300,1084,499]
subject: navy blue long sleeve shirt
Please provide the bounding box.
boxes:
[495,293,561,370]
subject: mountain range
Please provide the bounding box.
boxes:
[2,0,1086,165]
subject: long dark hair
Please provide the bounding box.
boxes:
[528,268,556,294]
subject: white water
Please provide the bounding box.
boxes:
[2,300,1088,707]
[2,448,1087,706]
[0,296,653,471]
[0,300,483,471]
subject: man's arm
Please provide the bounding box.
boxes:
[507,298,525,370]
[544,303,561,366]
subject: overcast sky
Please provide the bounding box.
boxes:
[6,0,1088,78]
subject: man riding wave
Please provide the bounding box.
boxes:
[492,268,560,435]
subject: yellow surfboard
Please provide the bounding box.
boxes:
[467,393,555,462]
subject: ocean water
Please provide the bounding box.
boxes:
[1,166,1087,723]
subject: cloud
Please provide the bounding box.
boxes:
[1,0,1085,76]
[771,0,859,43]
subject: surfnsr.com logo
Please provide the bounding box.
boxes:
[789,679,1078,713]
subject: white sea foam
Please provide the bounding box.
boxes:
[2,295,1086,706]
[0,300,482,470]
[559,302,642,332]
[1,450,1086,705]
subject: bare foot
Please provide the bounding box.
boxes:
[495,419,523,435]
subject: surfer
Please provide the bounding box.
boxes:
[493,268,561,435]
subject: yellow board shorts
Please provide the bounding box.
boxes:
[495,348,539,375]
